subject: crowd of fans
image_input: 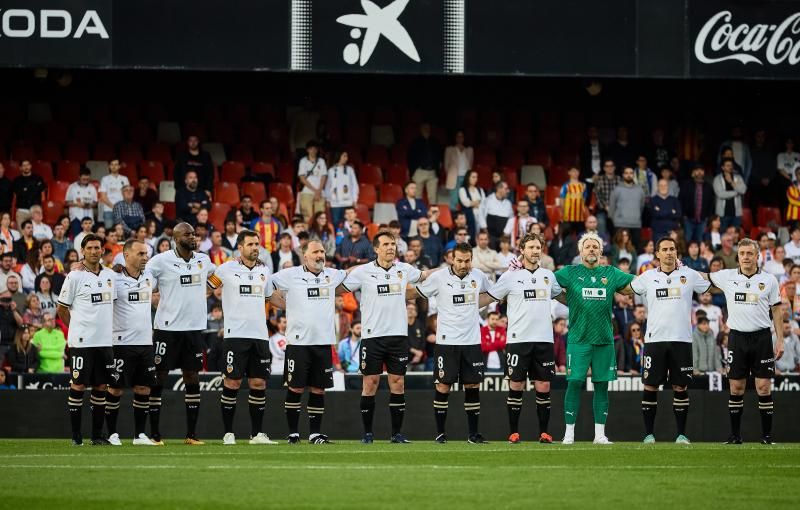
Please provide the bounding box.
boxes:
[3,120,800,380]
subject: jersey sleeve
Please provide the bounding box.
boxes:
[332,269,348,287]
[203,255,216,278]
[271,268,289,292]
[57,273,77,307]
[416,270,440,299]
[549,271,563,298]
[708,269,724,289]
[478,271,491,293]
[630,274,647,296]
[65,184,77,202]
[487,272,510,301]
[554,266,571,290]
[263,273,275,299]
[406,264,423,284]
[692,270,712,294]
[341,266,362,292]
[769,275,781,306]
[207,264,223,289]
[613,267,635,291]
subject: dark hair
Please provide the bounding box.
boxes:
[81,233,103,249]
[519,233,544,251]
[306,139,319,149]
[697,316,710,325]
[655,236,676,252]
[79,168,90,176]
[403,181,415,193]
[236,229,260,247]
[21,219,32,229]
[721,157,735,167]
[351,220,364,229]
[453,242,473,256]
[372,230,395,248]
[81,216,93,223]
[388,220,401,229]
[240,194,252,201]
[461,169,478,190]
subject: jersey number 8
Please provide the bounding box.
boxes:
[643,356,652,370]
[437,356,444,369]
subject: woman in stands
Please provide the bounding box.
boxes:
[22,294,45,329]
[35,275,57,315]
[6,325,38,374]
[325,151,359,229]
[704,215,722,251]
[445,130,473,210]
[459,169,484,239]
[682,241,709,273]
[0,212,20,254]
[609,229,635,267]
[308,211,336,258]
[19,249,41,294]
[156,238,172,254]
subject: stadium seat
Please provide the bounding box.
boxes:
[182,122,208,141]
[239,124,262,145]
[500,147,525,168]
[757,207,782,227]
[741,208,753,233]
[528,147,552,167]
[86,161,108,181]
[641,228,652,242]
[521,165,547,190]
[276,162,295,184]
[366,145,390,168]
[386,164,409,185]
[389,144,407,166]
[203,143,227,166]
[372,203,398,224]
[359,184,377,208]
[214,181,240,205]
[119,143,144,163]
[49,181,71,202]
[156,121,182,145]
[43,200,65,225]
[72,123,97,144]
[36,142,62,162]
[379,183,403,203]
[119,161,138,182]
[359,164,383,186]
[546,205,561,225]
[159,180,176,203]
[100,122,123,144]
[499,166,519,190]
[475,164,493,190]
[241,182,267,205]
[57,161,81,183]
[210,122,236,146]
[163,202,176,219]
[90,142,116,162]
[549,165,569,186]
[269,183,295,211]
[437,204,453,229]
[129,122,154,144]
[545,185,560,206]
[145,142,173,166]
[474,146,497,167]
[220,161,246,182]
[251,162,275,177]
[366,222,381,240]
[10,143,36,162]
[32,161,54,181]
[140,161,165,185]
[355,203,371,224]
[254,144,280,164]
[229,144,254,167]
[209,202,232,231]
[43,122,70,144]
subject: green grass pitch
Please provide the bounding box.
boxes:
[3,440,799,509]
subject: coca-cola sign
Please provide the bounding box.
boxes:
[694,9,800,66]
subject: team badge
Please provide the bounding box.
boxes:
[600,276,608,285]
[591,276,597,283]
[287,373,292,382]
[667,278,671,284]
[72,370,79,379]
[325,276,331,284]
[107,279,112,287]
[249,275,253,280]
[643,370,649,379]
[460,283,465,289]
[146,278,151,287]
[544,276,549,285]
[187,264,191,270]
[759,283,765,291]
[746,282,750,288]
[260,274,266,281]
[532,277,537,284]
[471,280,477,288]
[438,369,444,379]
[198,262,203,269]
[97,282,102,287]
[154,355,162,365]
[226,364,233,373]
[508,367,513,375]
[361,361,366,370]
[680,276,687,285]
[385,274,391,280]
[397,271,403,280]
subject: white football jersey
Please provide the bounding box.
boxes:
[58,267,116,348]
[709,269,780,332]
[147,249,215,331]
[271,265,347,346]
[631,267,710,343]
[112,269,155,346]
[207,259,273,340]
[488,266,562,344]
[342,261,422,339]
[416,267,490,345]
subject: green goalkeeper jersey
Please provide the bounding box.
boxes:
[554,264,634,345]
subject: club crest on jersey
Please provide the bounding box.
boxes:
[438,369,444,379]
[460,282,465,289]
[385,273,391,280]
[667,278,672,284]
[591,276,596,283]
[146,278,151,287]
[397,271,403,280]
[680,276,687,285]
[226,364,233,373]
[260,274,266,281]
[471,280,477,288]
[544,276,549,285]
[759,282,765,291]
[361,361,366,370]
[746,282,750,288]
[325,276,331,284]
[154,355,162,365]
[107,279,112,287]
[97,281,102,287]
[72,370,79,379]
[198,262,203,269]
[532,277,536,284]
[601,276,608,285]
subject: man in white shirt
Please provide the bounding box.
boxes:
[694,292,724,338]
[98,159,130,228]
[783,226,800,264]
[57,234,116,446]
[503,200,537,249]
[416,242,492,444]
[65,168,97,235]
[269,316,288,375]
[479,181,513,245]
[30,205,53,241]
[472,230,505,281]
[297,140,327,222]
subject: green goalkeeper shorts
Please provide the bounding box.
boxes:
[566,343,617,383]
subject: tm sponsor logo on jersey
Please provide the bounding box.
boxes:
[179,274,201,286]
[377,283,402,295]
[307,287,330,299]
[695,10,800,66]
[523,289,547,300]
[655,288,681,299]
[452,293,475,305]
[581,288,606,300]
[336,0,420,66]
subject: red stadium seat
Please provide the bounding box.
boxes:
[757,207,782,227]
[36,142,62,162]
[2,161,20,180]
[499,166,519,190]
[390,144,407,166]
[365,145,390,168]
[10,144,36,162]
[269,183,295,211]
[49,181,71,202]
[139,161,165,185]
[220,161,246,182]
[276,162,295,185]
[72,123,97,143]
[546,204,561,225]
[119,161,138,182]
[358,164,383,186]
[549,165,570,186]
[437,204,453,229]
[129,122,154,144]
[545,185,561,206]
[379,183,403,204]
[359,184,377,208]
[145,143,173,166]
[229,145,255,167]
[57,161,81,183]
[90,142,116,162]
[528,147,552,167]
[254,144,280,164]
[474,146,497,167]
[100,122,123,144]
[209,202,232,231]
[32,161,54,181]
[214,181,240,205]
[741,208,753,233]
[366,223,380,240]
[238,124,262,145]
[210,122,236,145]
[251,162,275,177]
[355,204,371,224]
[163,202,176,220]
[241,181,267,205]
[43,122,70,144]
[500,146,525,168]
[641,228,653,242]
[43,200,65,225]
[119,143,143,163]
[386,164,409,185]
[475,164,493,190]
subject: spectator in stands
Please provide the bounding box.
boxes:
[580,215,609,247]
[718,126,752,183]
[558,167,588,236]
[35,255,64,294]
[786,167,800,222]
[552,318,567,372]
[607,126,637,170]
[407,238,432,269]
[593,159,620,235]
[174,135,215,193]
[445,226,469,253]
[13,220,36,265]
[579,126,604,181]
[387,220,407,256]
[195,223,212,253]
[156,237,172,254]
[416,217,443,266]
[64,168,96,236]
[0,253,19,294]
[4,275,26,313]
[658,165,680,197]
[145,202,165,236]
[609,167,646,250]
[406,302,426,371]
[649,179,682,241]
[614,293,636,340]
[715,233,737,269]
[204,231,227,266]
[459,169,484,238]
[309,211,336,258]
[221,219,238,252]
[692,317,721,375]
[776,321,800,374]
[408,122,442,203]
[325,150,359,229]
[297,140,328,222]
[112,185,145,236]
[696,289,724,338]
[481,311,506,373]
[194,207,211,231]
[679,164,714,243]
[12,160,45,215]
[444,129,473,209]
[0,281,23,361]
[0,162,12,212]
[714,158,747,230]
[504,200,536,249]
[472,230,505,281]
[337,206,357,234]
[479,181,513,245]
[633,155,657,199]
[334,220,371,268]
[449,211,473,245]
[29,205,52,241]
[496,235,514,275]
[765,245,787,278]
[647,128,673,172]
[72,217,93,252]
[0,212,18,254]
[271,232,301,270]
[334,295,352,343]
[22,293,44,328]
[683,241,709,272]
[549,224,577,268]
[251,200,281,253]
[35,275,56,315]
[50,223,69,263]
[135,177,158,214]
[396,181,427,237]
[238,195,258,225]
[175,170,210,223]
[523,184,548,227]
[97,159,129,228]
[5,324,38,374]
[785,227,800,265]
[269,315,288,375]
[426,205,448,245]
[337,320,362,374]
[31,312,65,373]
[608,229,636,267]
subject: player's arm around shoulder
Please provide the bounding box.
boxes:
[612,266,636,295]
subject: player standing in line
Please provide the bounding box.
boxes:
[271,240,348,444]
[554,232,635,444]
[480,233,562,444]
[631,237,710,444]
[207,230,279,445]
[708,238,783,444]
[57,234,116,446]
[146,222,215,445]
[105,239,158,446]
[341,230,437,444]
[416,243,491,444]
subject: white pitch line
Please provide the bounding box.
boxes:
[8,464,800,470]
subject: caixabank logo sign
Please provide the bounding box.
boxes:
[0,0,111,67]
[291,0,464,74]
